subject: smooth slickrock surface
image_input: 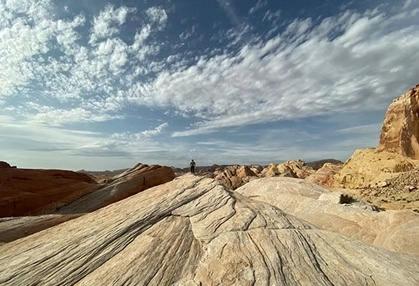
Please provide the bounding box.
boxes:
[378,85,419,159]
[0,175,418,286]
[0,214,81,244]
[57,163,175,213]
[237,177,419,256]
[0,163,175,243]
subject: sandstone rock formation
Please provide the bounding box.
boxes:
[0,175,418,285]
[333,148,418,189]
[214,165,257,189]
[306,162,343,187]
[0,168,98,217]
[0,214,80,244]
[378,85,419,159]
[57,163,175,214]
[261,160,314,178]
[237,177,419,256]
[0,163,174,218]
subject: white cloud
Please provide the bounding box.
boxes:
[111,122,168,142]
[25,103,121,126]
[336,123,381,135]
[0,1,167,126]
[141,122,168,137]
[146,7,168,29]
[90,5,135,43]
[128,5,419,137]
[0,0,418,146]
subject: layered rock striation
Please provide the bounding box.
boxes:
[0,175,418,285]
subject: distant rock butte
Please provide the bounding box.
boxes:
[378,85,419,159]
[0,175,418,285]
[0,163,175,218]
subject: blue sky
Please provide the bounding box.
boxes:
[0,0,418,170]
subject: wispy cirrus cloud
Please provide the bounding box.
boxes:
[142,4,418,137]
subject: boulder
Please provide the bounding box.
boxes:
[237,177,419,256]
[0,175,418,285]
[378,85,419,159]
[333,148,418,189]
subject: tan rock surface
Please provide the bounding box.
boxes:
[237,177,419,256]
[0,175,418,285]
[333,148,418,189]
[261,160,314,178]
[344,168,419,212]
[214,165,257,189]
[56,163,175,213]
[306,162,342,187]
[378,85,419,159]
[0,214,81,244]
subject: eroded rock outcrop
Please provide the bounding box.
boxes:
[214,165,257,189]
[261,160,314,178]
[306,162,343,187]
[0,175,418,285]
[378,85,419,159]
[237,177,419,256]
[333,149,417,189]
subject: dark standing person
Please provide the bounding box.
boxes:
[190,159,196,174]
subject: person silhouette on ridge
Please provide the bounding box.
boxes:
[190,159,196,174]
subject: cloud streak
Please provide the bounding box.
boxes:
[138,5,419,136]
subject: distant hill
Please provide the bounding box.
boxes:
[306,159,343,170]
